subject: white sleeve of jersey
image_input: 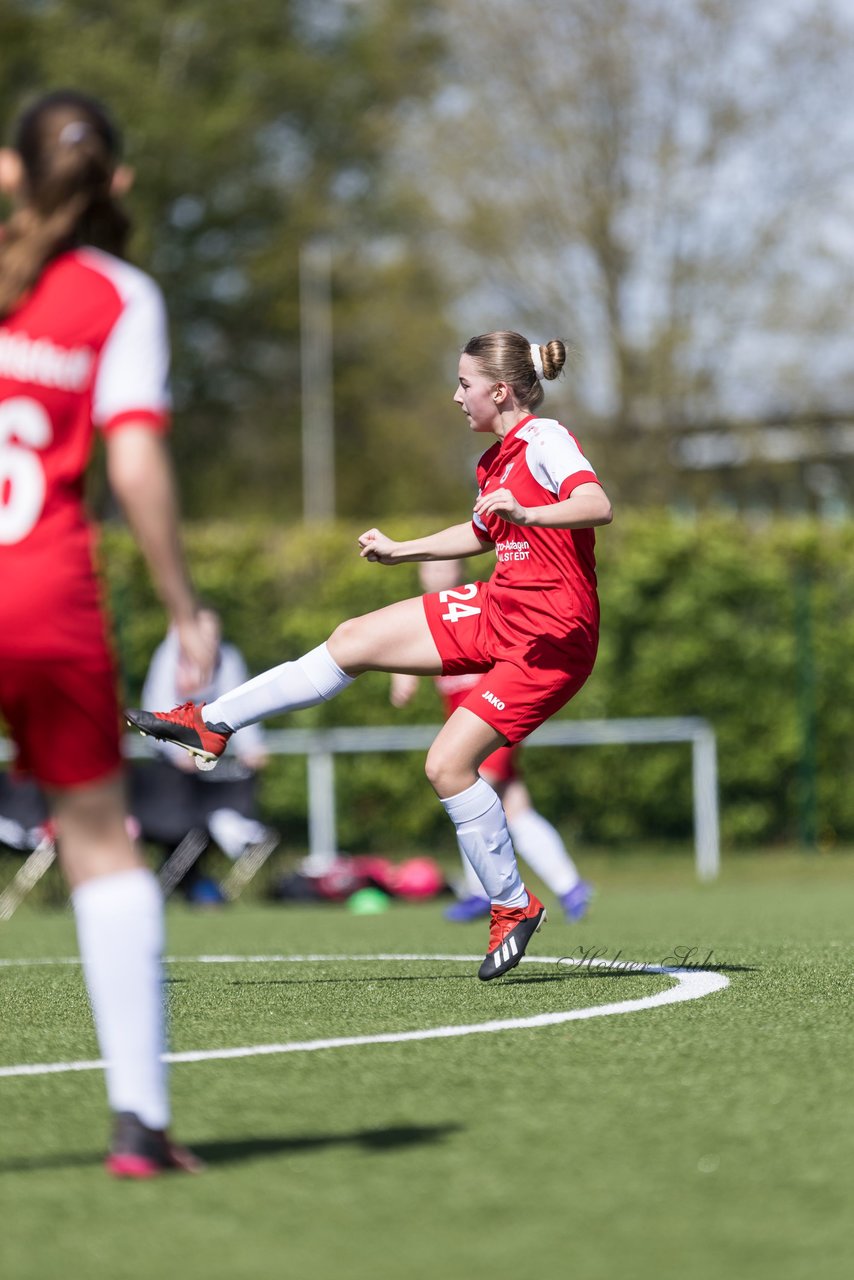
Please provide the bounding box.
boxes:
[522,419,597,496]
[92,267,172,427]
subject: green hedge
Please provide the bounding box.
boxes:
[100,512,854,852]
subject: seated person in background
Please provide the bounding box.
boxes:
[0,768,50,860]
[390,560,592,924]
[130,610,270,902]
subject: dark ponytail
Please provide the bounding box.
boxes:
[0,90,131,318]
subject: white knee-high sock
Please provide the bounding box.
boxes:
[507,809,581,896]
[71,868,168,1130]
[203,643,354,731]
[440,778,527,908]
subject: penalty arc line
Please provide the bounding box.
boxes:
[0,953,729,1079]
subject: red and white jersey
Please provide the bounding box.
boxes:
[472,415,601,649]
[0,247,171,660]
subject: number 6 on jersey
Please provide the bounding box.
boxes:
[0,397,52,545]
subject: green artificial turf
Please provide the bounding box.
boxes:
[1,852,853,1280]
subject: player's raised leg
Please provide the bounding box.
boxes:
[127,596,443,763]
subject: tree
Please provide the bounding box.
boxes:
[398,0,854,507]
[1,0,466,517]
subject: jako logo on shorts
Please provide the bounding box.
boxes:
[482,690,505,710]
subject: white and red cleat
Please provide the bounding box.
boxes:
[126,701,231,769]
[479,891,546,980]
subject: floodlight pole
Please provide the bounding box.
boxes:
[299,241,335,521]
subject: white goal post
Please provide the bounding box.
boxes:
[1,716,720,882]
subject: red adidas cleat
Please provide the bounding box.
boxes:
[479,890,546,981]
[105,1111,205,1179]
[126,701,231,768]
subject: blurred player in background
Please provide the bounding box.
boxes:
[134,609,270,904]
[391,560,592,924]
[0,90,216,1176]
[128,330,612,981]
[142,610,268,778]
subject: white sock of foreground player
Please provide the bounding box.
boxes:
[507,809,581,896]
[440,778,527,909]
[72,868,168,1130]
[203,643,354,731]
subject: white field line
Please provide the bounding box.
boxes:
[0,953,729,1078]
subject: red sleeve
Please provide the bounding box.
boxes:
[558,471,600,500]
[101,408,171,436]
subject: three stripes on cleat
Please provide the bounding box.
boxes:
[494,935,519,969]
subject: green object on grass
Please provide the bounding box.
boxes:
[347,887,390,914]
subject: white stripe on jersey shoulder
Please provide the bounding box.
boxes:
[76,249,172,426]
[517,417,564,441]
[518,417,596,495]
[74,247,165,310]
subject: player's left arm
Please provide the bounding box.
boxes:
[106,425,217,688]
[358,521,492,564]
[475,426,613,529]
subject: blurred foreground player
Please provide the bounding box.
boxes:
[0,90,216,1175]
[135,611,271,904]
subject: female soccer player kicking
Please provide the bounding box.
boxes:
[128,330,612,979]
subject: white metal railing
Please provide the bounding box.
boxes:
[1,717,720,880]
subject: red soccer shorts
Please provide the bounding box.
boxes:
[0,657,123,789]
[422,579,596,746]
[440,685,519,781]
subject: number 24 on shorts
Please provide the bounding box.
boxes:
[440,584,481,624]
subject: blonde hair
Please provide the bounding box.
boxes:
[463,330,566,411]
[0,90,129,318]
